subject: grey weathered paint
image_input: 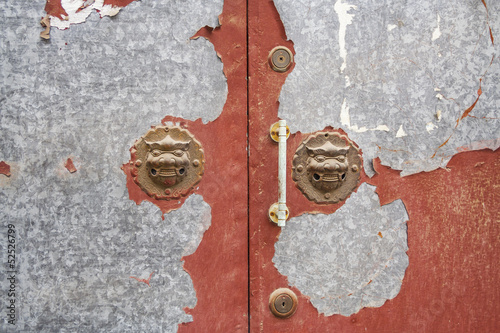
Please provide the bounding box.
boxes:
[274,184,409,316]
[1,0,223,331]
[4,194,210,331]
[273,0,498,316]
[275,0,499,176]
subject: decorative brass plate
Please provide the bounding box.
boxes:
[269,288,298,318]
[292,131,361,204]
[130,125,204,200]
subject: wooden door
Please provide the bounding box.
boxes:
[248,0,499,332]
[1,0,498,332]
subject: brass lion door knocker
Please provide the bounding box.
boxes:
[130,125,205,200]
[292,131,361,204]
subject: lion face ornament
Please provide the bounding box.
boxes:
[306,141,350,192]
[292,131,361,204]
[145,136,191,188]
[130,126,204,200]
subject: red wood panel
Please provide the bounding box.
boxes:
[176,0,249,330]
[121,0,249,327]
[248,0,500,331]
[247,0,297,328]
[46,0,249,330]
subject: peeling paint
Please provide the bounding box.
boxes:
[459,80,483,122]
[64,157,77,173]
[37,0,226,124]
[426,122,438,133]
[130,271,154,287]
[432,79,485,158]
[1,0,227,330]
[365,149,500,331]
[340,97,351,127]
[274,184,409,316]
[340,98,390,133]
[435,109,442,122]
[1,0,498,331]
[481,0,495,45]
[396,125,407,138]
[334,0,357,73]
[40,15,51,39]
[431,14,441,41]
[47,0,134,30]
[44,0,68,20]
[456,138,500,153]
[275,0,499,176]
[0,161,11,177]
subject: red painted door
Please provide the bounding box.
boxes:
[6,0,498,332]
[247,0,499,332]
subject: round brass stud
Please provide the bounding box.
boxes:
[268,203,290,224]
[269,122,290,142]
[269,288,298,318]
[269,46,294,72]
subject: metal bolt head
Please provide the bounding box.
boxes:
[269,46,293,72]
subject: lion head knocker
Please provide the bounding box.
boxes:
[292,131,361,203]
[306,141,350,192]
[130,126,204,200]
[145,136,191,188]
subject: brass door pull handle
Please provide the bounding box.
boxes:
[269,120,290,227]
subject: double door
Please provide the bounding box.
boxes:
[0,0,498,332]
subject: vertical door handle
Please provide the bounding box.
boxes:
[269,120,290,227]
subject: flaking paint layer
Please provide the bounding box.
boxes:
[1,0,224,331]
[275,0,499,176]
[274,184,409,316]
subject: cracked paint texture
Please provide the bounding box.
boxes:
[1,0,223,331]
[275,0,499,176]
[274,184,409,316]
